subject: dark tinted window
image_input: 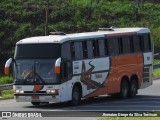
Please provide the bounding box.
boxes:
[70,42,75,59]
[75,42,83,59]
[114,37,119,55]
[92,39,99,57]
[123,37,130,54]
[61,61,72,80]
[139,35,145,52]
[118,37,123,54]
[143,34,151,52]
[99,39,105,57]
[104,39,109,55]
[87,41,93,58]
[108,38,115,55]
[61,42,71,60]
[82,41,88,58]
[14,44,61,59]
[129,36,134,53]
[133,35,140,52]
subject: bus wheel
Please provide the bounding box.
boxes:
[120,80,129,99]
[129,80,137,98]
[72,86,81,106]
[31,102,40,106]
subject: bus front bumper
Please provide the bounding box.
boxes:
[14,94,60,103]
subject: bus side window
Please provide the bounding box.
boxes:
[108,38,115,56]
[61,42,71,60]
[82,41,88,58]
[138,35,145,52]
[70,42,75,59]
[148,34,151,51]
[133,35,140,53]
[73,42,83,60]
[92,39,100,57]
[87,41,93,58]
[114,37,119,55]
[123,36,130,54]
[118,37,123,54]
[99,39,105,57]
[104,39,109,56]
[143,34,151,52]
[61,61,72,81]
[129,36,134,53]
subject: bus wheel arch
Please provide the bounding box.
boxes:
[120,76,129,99]
[129,75,138,98]
[72,82,82,106]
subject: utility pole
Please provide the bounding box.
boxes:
[45,0,49,36]
[135,0,139,21]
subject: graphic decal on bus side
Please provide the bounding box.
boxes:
[80,61,102,90]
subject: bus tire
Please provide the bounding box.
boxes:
[31,102,40,106]
[129,80,137,98]
[120,79,129,99]
[72,86,81,106]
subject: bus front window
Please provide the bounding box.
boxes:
[35,59,57,83]
[14,59,58,84]
[14,60,34,80]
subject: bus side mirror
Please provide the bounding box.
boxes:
[55,57,61,74]
[4,58,13,75]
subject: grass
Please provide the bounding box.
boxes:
[0,89,14,99]
[0,76,13,99]
[153,59,160,64]
[0,76,13,85]
[153,68,160,78]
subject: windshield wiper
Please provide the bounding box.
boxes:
[34,72,46,84]
[23,71,46,84]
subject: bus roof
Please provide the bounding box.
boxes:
[16,27,150,44]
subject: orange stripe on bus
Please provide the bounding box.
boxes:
[55,66,60,74]
[4,67,9,75]
[33,85,43,91]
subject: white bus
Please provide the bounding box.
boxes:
[5,27,153,105]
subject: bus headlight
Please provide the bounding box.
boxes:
[14,90,24,94]
[46,89,58,94]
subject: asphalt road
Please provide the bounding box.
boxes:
[0,79,160,119]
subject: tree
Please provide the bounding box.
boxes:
[22,0,50,35]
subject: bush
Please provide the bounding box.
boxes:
[153,68,160,78]
[0,76,13,85]
[0,89,14,99]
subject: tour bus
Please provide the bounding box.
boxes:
[4,27,153,106]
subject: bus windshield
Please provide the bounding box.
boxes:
[14,59,58,85]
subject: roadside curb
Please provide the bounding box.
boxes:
[153,77,160,80]
[0,97,7,100]
[0,97,14,100]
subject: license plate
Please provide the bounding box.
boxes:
[31,96,39,100]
